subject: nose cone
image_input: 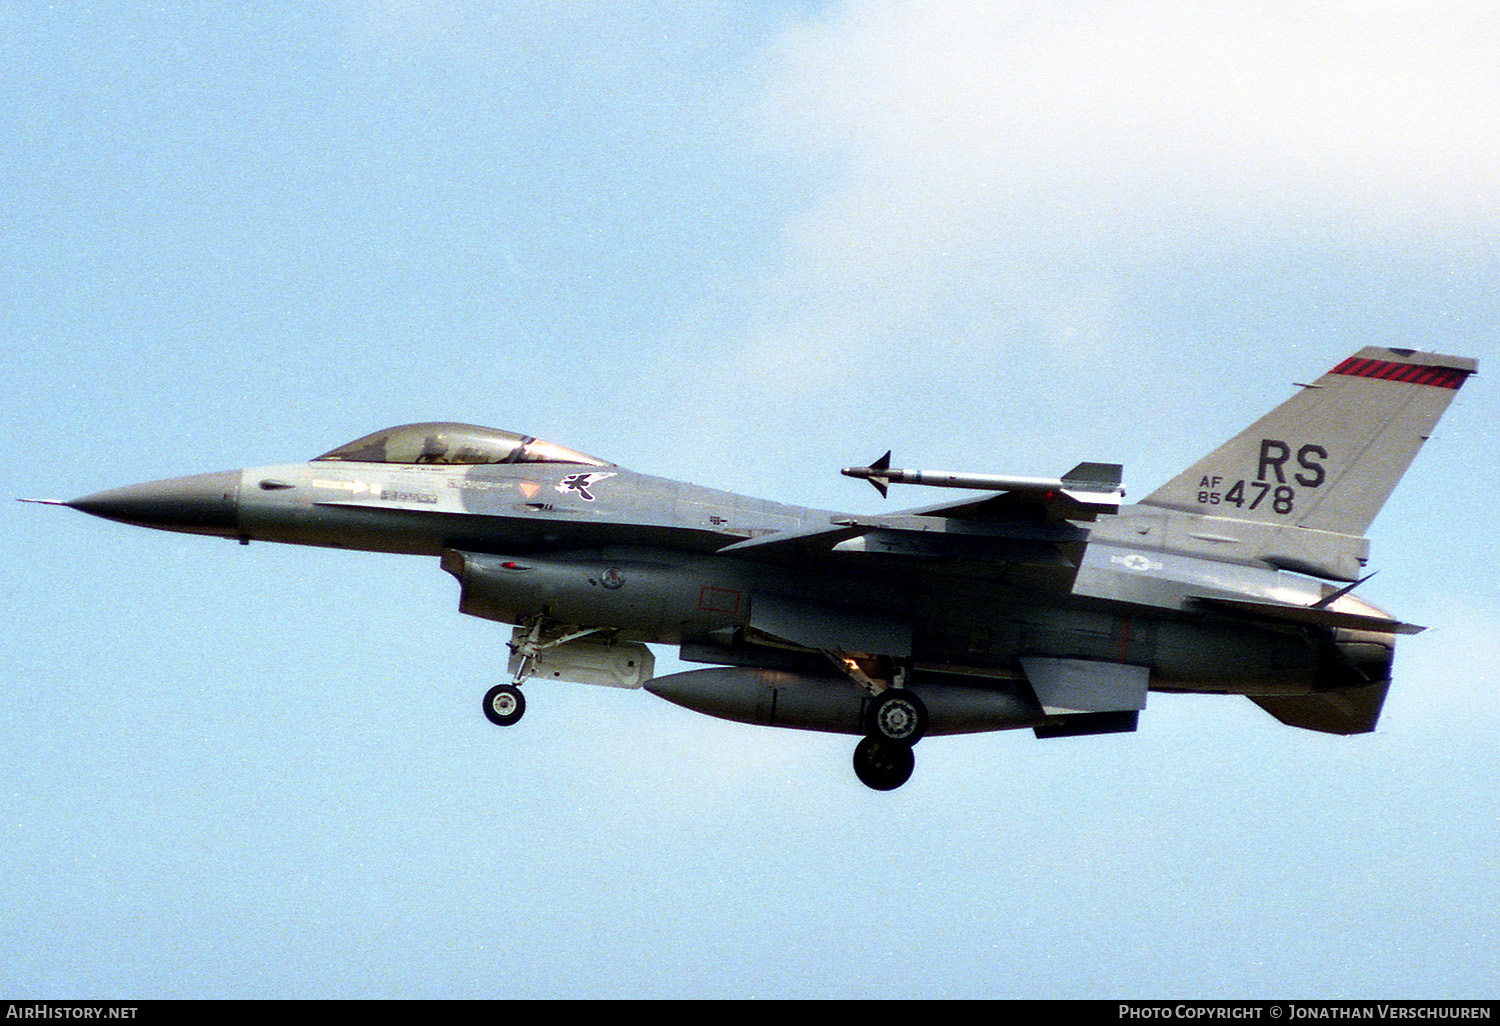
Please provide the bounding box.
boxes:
[68,470,242,536]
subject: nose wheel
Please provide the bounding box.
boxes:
[482,683,526,727]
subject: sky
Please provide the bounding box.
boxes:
[3,0,1498,999]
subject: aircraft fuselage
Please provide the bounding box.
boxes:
[42,347,1474,789]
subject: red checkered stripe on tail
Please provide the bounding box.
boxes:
[1330,357,1470,389]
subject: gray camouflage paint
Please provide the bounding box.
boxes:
[46,347,1477,786]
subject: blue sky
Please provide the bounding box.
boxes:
[3,1,1498,998]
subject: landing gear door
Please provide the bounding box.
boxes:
[507,629,655,689]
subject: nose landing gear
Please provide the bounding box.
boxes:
[480,618,610,728]
[482,683,526,727]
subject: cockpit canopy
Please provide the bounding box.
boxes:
[314,422,613,468]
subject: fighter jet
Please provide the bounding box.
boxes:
[27,347,1476,789]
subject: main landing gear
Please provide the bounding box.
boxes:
[868,687,928,745]
[828,653,929,791]
[853,735,914,791]
[852,686,929,791]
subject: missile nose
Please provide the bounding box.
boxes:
[67,470,242,535]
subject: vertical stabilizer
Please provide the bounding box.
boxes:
[1143,348,1476,536]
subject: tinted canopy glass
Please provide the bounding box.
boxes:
[314,423,612,467]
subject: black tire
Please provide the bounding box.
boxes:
[482,683,526,727]
[853,735,915,791]
[867,688,928,746]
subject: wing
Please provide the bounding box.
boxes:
[717,506,1088,564]
[719,459,1119,569]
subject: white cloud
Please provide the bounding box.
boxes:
[763,1,1500,228]
[724,0,1500,386]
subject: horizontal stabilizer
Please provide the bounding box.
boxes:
[1191,596,1424,635]
[1250,679,1390,735]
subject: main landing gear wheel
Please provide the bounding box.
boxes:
[482,683,526,727]
[867,688,928,746]
[853,735,915,791]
